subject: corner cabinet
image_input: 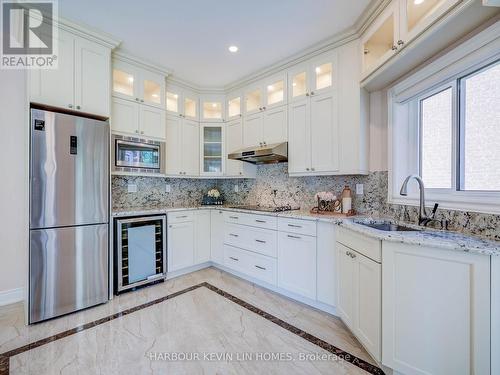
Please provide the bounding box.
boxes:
[225,117,257,178]
[30,28,113,117]
[200,123,224,176]
[382,241,490,375]
[166,114,199,177]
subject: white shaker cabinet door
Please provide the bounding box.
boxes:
[111,97,139,136]
[210,210,225,265]
[277,232,317,299]
[195,211,211,264]
[166,114,182,175]
[316,222,337,307]
[139,105,166,140]
[243,112,263,147]
[167,221,195,272]
[30,29,75,110]
[262,105,288,145]
[181,119,200,176]
[288,98,311,174]
[336,243,356,330]
[74,36,110,117]
[382,242,490,375]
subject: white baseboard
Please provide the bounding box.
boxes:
[0,287,24,306]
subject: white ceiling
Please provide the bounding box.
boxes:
[59,0,371,88]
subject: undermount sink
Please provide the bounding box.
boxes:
[357,221,421,232]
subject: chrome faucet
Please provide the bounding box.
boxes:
[400,175,447,228]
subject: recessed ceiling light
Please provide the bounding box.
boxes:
[212,103,217,108]
[414,0,424,4]
[315,67,321,74]
[228,45,239,53]
[267,85,274,91]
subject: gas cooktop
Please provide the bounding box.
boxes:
[228,205,299,213]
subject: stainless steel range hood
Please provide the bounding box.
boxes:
[228,142,288,164]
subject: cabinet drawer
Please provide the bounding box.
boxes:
[224,223,277,258]
[223,211,277,230]
[223,245,277,286]
[168,211,194,223]
[336,227,381,263]
[278,217,317,237]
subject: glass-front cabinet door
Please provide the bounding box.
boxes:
[200,123,224,176]
[166,90,180,114]
[113,60,138,101]
[288,64,309,103]
[227,92,242,120]
[184,96,198,120]
[310,53,337,96]
[399,0,459,46]
[361,1,398,77]
[244,86,262,115]
[201,95,225,122]
[264,73,287,109]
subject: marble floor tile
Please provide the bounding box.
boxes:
[0,267,380,374]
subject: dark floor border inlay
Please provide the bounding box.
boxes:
[0,282,384,375]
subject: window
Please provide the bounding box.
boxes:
[460,63,500,191]
[417,61,500,193]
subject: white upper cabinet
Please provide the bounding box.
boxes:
[361,0,460,78]
[200,123,224,176]
[112,59,165,109]
[201,95,225,122]
[30,28,112,117]
[288,54,336,102]
[244,73,287,116]
[112,97,165,140]
[166,114,200,177]
[166,84,199,121]
[287,51,339,175]
[361,1,399,78]
[399,0,460,45]
[226,118,257,178]
[226,91,242,120]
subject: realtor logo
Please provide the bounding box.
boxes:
[1,0,58,69]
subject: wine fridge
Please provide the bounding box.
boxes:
[114,215,167,294]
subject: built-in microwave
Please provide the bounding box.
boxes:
[112,134,165,174]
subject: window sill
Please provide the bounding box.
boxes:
[388,193,500,216]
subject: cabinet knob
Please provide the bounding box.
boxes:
[392,45,398,51]
[135,98,139,101]
[397,40,404,46]
[68,104,73,108]
[76,105,81,110]
[306,168,310,171]
[263,106,266,110]
[311,167,315,171]
[135,130,139,133]
[306,93,310,96]
[140,131,144,134]
[140,99,144,103]
[259,107,262,111]
[310,92,314,96]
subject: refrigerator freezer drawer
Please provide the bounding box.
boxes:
[29,224,108,323]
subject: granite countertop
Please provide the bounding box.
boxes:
[111,206,500,256]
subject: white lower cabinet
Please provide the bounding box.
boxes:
[336,237,381,362]
[224,245,277,285]
[277,231,317,300]
[316,221,337,307]
[210,209,224,265]
[167,220,195,272]
[195,211,211,263]
[382,241,491,375]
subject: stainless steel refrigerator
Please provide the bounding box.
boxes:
[29,108,109,323]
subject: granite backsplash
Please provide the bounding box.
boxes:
[112,164,500,241]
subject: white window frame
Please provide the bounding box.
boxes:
[388,21,500,214]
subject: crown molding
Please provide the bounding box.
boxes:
[58,17,121,49]
[166,0,387,93]
[113,50,172,77]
